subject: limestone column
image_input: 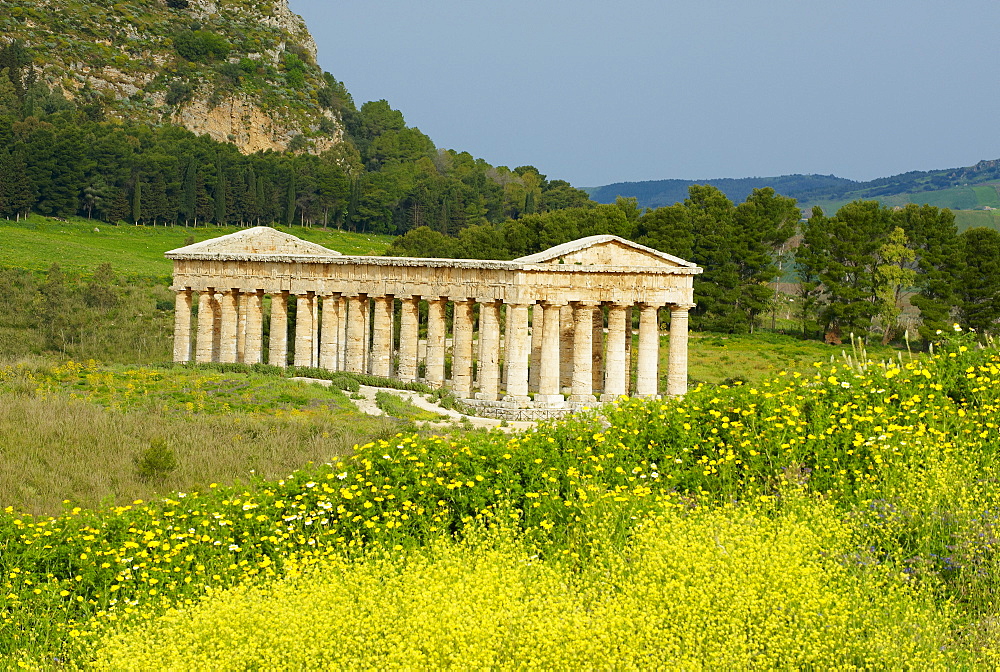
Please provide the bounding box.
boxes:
[570,302,596,402]
[667,304,692,396]
[501,305,512,387]
[624,306,633,394]
[602,304,628,400]
[425,297,447,387]
[345,295,367,373]
[536,302,564,403]
[592,307,604,394]
[559,304,574,392]
[236,292,248,364]
[319,295,340,371]
[196,290,215,363]
[359,295,370,373]
[219,290,239,364]
[312,294,321,369]
[503,303,531,401]
[211,292,223,362]
[338,296,348,371]
[476,300,501,400]
[397,297,420,381]
[244,290,264,365]
[371,295,394,378]
[636,303,661,397]
[452,299,475,397]
[529,305,544,392]
[268,292,288,367]
[293,293,314,368]
[173,288,193,363]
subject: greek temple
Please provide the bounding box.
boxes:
[167,227,701,419]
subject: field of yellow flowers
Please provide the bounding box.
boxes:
[3,328,1000,667]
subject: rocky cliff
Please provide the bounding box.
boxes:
[0,0,346,154]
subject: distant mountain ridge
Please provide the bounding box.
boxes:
[587,159,1000,212]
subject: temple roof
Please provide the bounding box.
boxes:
[513,235,697,268]
[165,226,341,258]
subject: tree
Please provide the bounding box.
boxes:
[106,187,130,224]
[794,207,829,337]
[874,226,916,344]
[213,158,227,224]
[131,178,142,224]
[179,157,197,225]
[795,200,893,340]
[685,185,742,331]
[896,204,962,342]
[958,227,1000,335]
[731,187,799,331]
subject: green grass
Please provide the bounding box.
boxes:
[656,331,906,387]
[953,208,1000,232]
[374,389,449,422]
[0,215,395,278]
[0,361,407,514]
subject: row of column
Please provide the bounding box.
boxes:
[173,288,692,399]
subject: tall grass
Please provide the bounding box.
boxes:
[0,363,405,514]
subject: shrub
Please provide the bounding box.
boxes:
[173,30,230,63]
[134,437,178,484]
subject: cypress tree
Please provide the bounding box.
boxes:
[214,168,227,225]
[284,172,296,226]
[180,156,197,226]
[131,179,142,225]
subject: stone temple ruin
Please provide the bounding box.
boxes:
[167,227,702,420]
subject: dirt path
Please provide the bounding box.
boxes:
[291,378,535,432]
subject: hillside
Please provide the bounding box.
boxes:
[0,215,394,277]
[589,159,1000,215]
[0,0,346,154]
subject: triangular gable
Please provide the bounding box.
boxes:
[513,235,695,268]
[166,227,341,257]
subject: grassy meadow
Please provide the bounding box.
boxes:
[0,216,394,278]
[1,329,1000,667]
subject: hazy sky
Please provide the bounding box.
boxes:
[289,0,1000,187]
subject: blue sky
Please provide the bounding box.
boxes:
[289,0,1000,187]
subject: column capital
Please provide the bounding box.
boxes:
[571,300,600,308]
[671,303,696,312]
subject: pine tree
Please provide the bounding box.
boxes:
[106,187,130,224]
[896,204,962,342]
[958,227,1000,335]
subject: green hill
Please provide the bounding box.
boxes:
[0,0,345,154]
[0,215,394,277]
[589,159,1000,223]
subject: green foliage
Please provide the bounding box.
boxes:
[173,30,231,63]
[958,227,1000,335]
[796,200,962,342]
[134,438,178,484]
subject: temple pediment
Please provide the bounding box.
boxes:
[166,226,341,258]
[513,235,695,268]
